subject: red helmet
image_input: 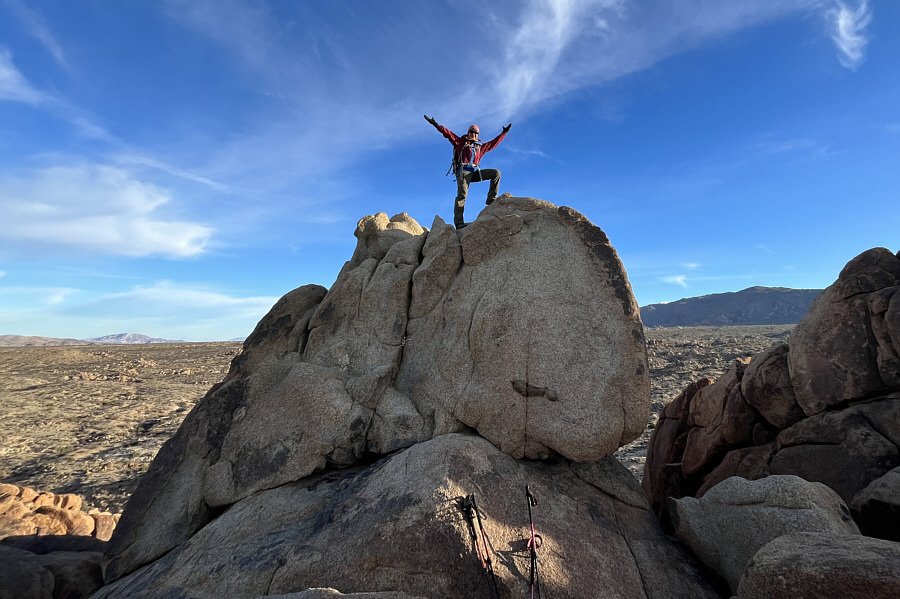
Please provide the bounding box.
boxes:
[467,124,480,135]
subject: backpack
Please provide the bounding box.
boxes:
[447,140,482,177]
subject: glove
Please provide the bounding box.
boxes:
[502,123,512,133]
[424,115,438,126]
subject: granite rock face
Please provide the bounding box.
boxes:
[95,434,718,599]
[104,197,651,584]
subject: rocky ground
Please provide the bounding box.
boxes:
[0,325,792,513]
[0,343,242,513]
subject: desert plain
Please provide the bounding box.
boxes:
[0,325,793,514]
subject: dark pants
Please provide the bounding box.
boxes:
[455,168,501,227]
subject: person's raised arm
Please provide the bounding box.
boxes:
[481,123,512,153]
[425,115,457,143]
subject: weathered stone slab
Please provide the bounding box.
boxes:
[95,434,718,599]
[670,475,859,593]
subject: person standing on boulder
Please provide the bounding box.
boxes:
[424,115,511,229]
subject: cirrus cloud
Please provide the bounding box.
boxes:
[0,163,213,257]
[826,0,872,70]
[0,47,45,104]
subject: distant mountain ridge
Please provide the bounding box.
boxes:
[639,286,822,327]
[0,335,97,347]
[87,333,183,344]
[0,333,185,347]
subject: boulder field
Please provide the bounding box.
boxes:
[643,246,900,596]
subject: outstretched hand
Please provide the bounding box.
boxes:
[424,115,438,126]
[502,123,512,133]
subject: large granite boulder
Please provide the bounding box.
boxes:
[104,197,651,583]
[94,434,719,599]
[643,248,900,530]
[669,475,860,593]
[789,247,900,415]
[737,532,900,599]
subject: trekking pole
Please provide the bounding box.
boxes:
[459,493,502,599]
[526,485,544,599]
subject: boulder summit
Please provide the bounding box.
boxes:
[99,196,670,596]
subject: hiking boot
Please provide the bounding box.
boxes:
[455,222,468,230]
[486,197,495,206]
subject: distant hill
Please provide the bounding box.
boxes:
[0,333,185,347]
[88,333,183,344]
[0,335,98,347]
[639,286,822,327]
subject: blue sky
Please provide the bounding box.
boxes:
[1,0,897,341]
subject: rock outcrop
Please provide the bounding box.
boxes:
[737,532,900,599]
[94,434,720,599]
[668,475,859,593]
[102,197,655,594]
[0,483,118,541]
[0,484,115,599]
[643,247,900,535]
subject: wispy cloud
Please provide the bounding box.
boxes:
[72,281,276,320]
[0,48,45,104]
[506,146,558,162]
[491,0,626,117]
[662,275,689,287]
[3,0,69,69]
[660,272,757,288]
[484,1,821,120]
[0,163,214,257]
[63,281,279,340]
[154,0,825,188]
[749,136,839,162]
[114,153,236,193]
[826,0,872,70]
[0,285,81,307]
[0,45,115,144]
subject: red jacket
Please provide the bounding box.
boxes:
[432,123,508,172]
